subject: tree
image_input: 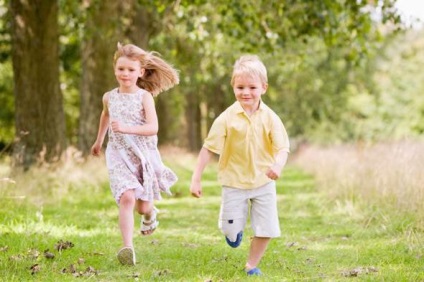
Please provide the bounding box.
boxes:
[77,1,167,155]
[78,0,122,156]
[157,0,403,148]
[10,0,66,169]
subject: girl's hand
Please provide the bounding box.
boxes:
[110,120,127,133]
[91,142,102,156]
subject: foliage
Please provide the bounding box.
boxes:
[0,61,13,147]
[0,0,419,158]
[0,0,13,149]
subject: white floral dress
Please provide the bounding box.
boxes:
[105,88,177,204]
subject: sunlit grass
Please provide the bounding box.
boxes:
[0,146,423,281]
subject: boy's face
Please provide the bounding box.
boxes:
[232,74,268,111]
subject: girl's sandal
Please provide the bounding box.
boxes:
[117,247,136,265]
[140,207,159,236]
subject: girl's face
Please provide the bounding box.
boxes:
[114,56,144,92]
[232,74,267,113]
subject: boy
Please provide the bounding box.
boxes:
[190,55,290,276]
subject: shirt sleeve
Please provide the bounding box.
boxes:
[203,112,227,155]
[271,113,290,153]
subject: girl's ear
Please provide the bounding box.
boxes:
[140,68,146,78]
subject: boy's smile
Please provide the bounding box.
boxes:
[232,74,268,115]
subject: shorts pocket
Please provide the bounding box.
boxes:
[219,209,246,236]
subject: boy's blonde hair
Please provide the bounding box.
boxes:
[231,55,268,86]
[114,43,179,96]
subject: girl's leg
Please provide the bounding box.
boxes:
[136,200,156,235]
[119,190,136,247]
[136,200,154,218]
[246,237,271,270]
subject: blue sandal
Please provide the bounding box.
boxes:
[246,267,262,276]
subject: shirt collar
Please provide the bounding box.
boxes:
[234,100,265,114]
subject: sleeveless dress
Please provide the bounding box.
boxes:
[105,88,177,204]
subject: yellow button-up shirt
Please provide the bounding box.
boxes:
[204,101,290,189]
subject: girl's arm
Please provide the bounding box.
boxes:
[110,92,158,136]
[91,93,110,156]
[190,147,214,198]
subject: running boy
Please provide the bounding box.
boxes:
[190,55,290,276]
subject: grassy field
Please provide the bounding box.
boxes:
[0,147,423,281]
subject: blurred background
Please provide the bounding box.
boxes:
[0,0,423,170]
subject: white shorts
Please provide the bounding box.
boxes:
[218,181,281,241]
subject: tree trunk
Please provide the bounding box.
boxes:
[10,0,66,170]
[78,1,159,155]
[78,0,121,155]
[185,90,202,151]
[125,3,158,49]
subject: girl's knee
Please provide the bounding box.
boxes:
[119,190,135,207]
[136,201,153,215]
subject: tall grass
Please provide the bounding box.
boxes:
[0,148,109,206]
[292,140,424,224]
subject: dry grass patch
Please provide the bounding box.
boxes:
[292,140,424,220]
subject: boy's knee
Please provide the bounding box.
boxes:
[220,218,245,241]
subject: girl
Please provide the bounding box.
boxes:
[91,43,179,266]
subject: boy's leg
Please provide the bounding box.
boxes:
[247,182,280,272]
[246,237,271,270]
[219,187,248,246]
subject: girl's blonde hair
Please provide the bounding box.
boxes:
[114,43,179,96]
[231,55,268,86]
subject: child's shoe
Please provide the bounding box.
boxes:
[246,267,262,276]
[140,206,159,236]
[117,247,136,266]
[225,231,243,248]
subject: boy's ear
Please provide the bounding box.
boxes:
[262,83,268,94]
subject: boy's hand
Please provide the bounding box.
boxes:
[266,164,283,180]
[266,151,288,180]
[190,181,203,198]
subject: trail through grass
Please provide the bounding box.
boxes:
[0,153,423,281]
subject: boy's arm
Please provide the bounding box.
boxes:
[265,149,289,180]
[190,147,214,198]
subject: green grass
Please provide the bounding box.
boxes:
[0,157,423,281]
